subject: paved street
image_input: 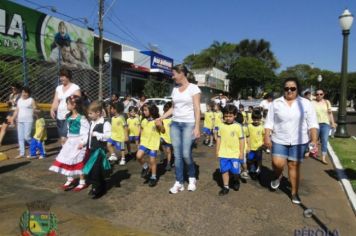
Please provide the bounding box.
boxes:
[0,136,355,236]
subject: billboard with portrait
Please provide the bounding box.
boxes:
[0,0,94,68]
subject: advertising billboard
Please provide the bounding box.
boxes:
[0,0,94,68]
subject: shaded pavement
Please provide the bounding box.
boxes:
[0,139,355,235]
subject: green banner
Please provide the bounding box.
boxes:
[0,0,94,68]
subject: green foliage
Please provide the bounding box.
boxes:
[228,57,277,97]
[143,79,171,98]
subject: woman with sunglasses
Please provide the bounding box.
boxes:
[264,78,319,204]
[312,89,336,164]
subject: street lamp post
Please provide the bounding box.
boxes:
[335,9,353,138]
[317,74,323,89]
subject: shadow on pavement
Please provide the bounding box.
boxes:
[325,168,356,182]
[299,203,334,234]
[0,161,30,174]
[106,169,131,189]
[212,168,223,188]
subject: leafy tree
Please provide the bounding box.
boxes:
[228,57,276,98]
[236,39,280,70]
[143,79,171,98]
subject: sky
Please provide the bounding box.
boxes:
[13,0,356,73]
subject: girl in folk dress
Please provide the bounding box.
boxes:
[49,95,90,191]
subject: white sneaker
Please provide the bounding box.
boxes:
[169,181,184,194]
[119,158,126,166]
[187,177,197,192]
[270,178,280,190]
[108,155,118,161]
[240,171,250,179]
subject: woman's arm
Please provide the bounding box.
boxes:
[161,107,173,120]
[10,107,19,124]
[193,93,201,138]
[50,91,59,119]
[326,100,336,128]
[73,89,81,97]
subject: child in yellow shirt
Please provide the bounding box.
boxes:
[203,102,215,146]
[137,103,164,187]
[213,104,223,145]
[28,109,47,159]
[127,106,140,156]
[160,102,173,171]
[246,109,264,179]
[107,102,128,165]
[216,105,245,196]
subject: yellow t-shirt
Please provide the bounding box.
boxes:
[313,100,331,125]
[127,117,140,137]
[247,124,264,151]
[161,118,172,144]
[214,111,223,128]
[204,111,214,129]
[140,118,161,150]
[243,125,249,154]
[111,115,127,142]
[217,122,244,158]
[247,112,252,124]
[241,111,247,124]
[33,118,47,141]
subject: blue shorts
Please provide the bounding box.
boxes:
[129,136,139,142]
[107,138,125,151]
[202,127,213,135]
[248,150,262,161]
[272,142,308,162]
[160,138,172,148]
[219,158,242,174]
[138,145,157,158]
[214,127,219,131]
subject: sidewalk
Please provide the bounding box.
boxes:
[0,140,355,235]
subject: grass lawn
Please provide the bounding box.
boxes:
[329,138,356,191]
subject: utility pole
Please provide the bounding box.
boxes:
[98,0,104,100]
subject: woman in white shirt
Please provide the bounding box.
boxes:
[264,78,318,204]
[161,64,201,194]
[10,87,37,159]
[51,68,81,145]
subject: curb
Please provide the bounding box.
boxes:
[327,142,356,215]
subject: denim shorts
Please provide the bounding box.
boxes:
[107,138,125,151]
[160,138,172,148]
[272,142,308,162]
[56,119,67,138]
[139,145,157,158]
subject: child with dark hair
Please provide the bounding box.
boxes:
[107,102,128,165]
[235,112,249,180]
[161,102,173,171]
[28,109,47,159]
[213,103,223,146]
[49,95,90,191]
[216,104,245,196]
[136,103,164,187]
[127,106,140,156]
[239,104,247,125]
[203,102,215,146]
[246,109,265,179]
[83,101,112,199]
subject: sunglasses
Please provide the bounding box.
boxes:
[284,87,297,92]
[316,93,324,96]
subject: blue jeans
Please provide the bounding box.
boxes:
[30,138,46,157]
[170,121,196,183]
[17,122,33,156]
[318,123,330,156]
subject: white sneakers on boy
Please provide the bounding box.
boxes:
[108,154,118,162]
[169,181,185,194]
[187,177,197,192]
[119,158,126,166]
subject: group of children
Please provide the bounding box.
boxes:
[203,102,267,195]
[49,96,174,199]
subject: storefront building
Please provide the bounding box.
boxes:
[192,67,229,103]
